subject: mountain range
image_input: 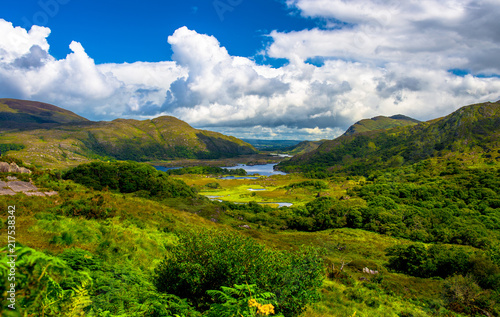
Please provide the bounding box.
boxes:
[0,99,256,167]
[278,100,500,174]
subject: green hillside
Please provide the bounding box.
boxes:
[0,98,88,129]
[343,114,420,136]
[275,115,419,157]
[283,140,326,155]
[0,99,256,167]
[278,101,500,175]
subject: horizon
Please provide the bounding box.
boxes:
[1,0,500,140]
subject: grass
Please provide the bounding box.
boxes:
[178,173,352,207]
[0,170,476,317]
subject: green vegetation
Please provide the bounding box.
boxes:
[229,160,500,249]
[0,143,25,154]
[62,161,197,198]
[282,140,325,156]
[205,284,283,317]
[1,100,499,316]
[279,101,500,175]
[343,114,420,136]
[0,98,88,130]
[284,180,329,190]
[0,99,256,167]
[155,228,323,316]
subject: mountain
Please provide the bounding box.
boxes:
[276,115,419,156]
[343,114,420,136]
[0,99,256,167]
[242,139,303,151]
[283,140,326,155]
[0,98,88,129]
[278,101,500,175]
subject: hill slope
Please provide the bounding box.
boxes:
[343,114,420,136]
[0,99,256,166]
[283,140,326,155]
[277,115,419,156]
[278,101,500,175]
[0,98,88,129]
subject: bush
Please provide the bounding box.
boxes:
[56,194,116,220]
[154,228,323,316]
[442,275,482,314]
[205,284,283,317]
[284,180,329,190]
[386,243,500,289]
[63,161,197,198]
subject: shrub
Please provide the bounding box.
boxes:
[442,275,482,314]
[205,284,283,317]
[63,161,197,198]
[56,194,116,220]
[154,228,323,316]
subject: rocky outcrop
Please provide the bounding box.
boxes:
[0,162,31,174]
[0,176,57,196]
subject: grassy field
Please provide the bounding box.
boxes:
[177,173,355,207]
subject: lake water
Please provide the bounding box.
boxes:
[222,164,286,177]
[154,163,285,177]
[154,166,182,172]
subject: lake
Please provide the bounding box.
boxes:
[222,164,286,177]
[155,163,286,177]
[154,166,182,172]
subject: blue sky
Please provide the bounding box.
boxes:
[1,0,500,140]
[1,0,318,64]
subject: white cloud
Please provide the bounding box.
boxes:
[1,5,500,142]
[0,19,50,63]
[279,0,500,73]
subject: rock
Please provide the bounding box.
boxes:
[363,267,379,275]
[238,224,251,229]
[0,162,32,174]
[25,192,45,196]
[0,179,58,196]
[7,181,38,193]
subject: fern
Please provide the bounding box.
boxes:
[205,284,283,317]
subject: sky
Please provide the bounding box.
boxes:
[1,0,500,140]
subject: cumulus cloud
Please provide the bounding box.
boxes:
[0,19,184,120]
[280,0,500,73]
[1,2,500,142]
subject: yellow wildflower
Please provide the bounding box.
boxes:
[248,298,260,308]
[257,303,275,315]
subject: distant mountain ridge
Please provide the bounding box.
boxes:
[0,99,256,166]
[278,100,500,174]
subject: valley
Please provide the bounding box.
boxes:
[0,99,499,317]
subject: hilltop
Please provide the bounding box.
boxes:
[278,100,500,175]
[343,114,420,136]
[0,99,256,167]
[0,98,88,129]
[271,115,419,157]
